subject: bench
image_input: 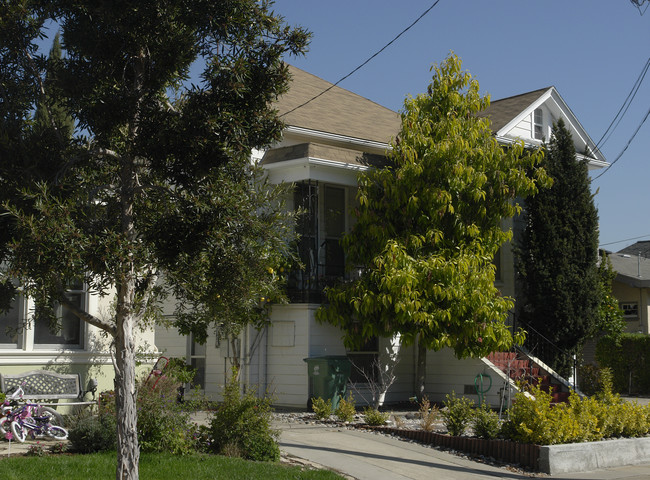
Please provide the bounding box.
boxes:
[0,370,97,407]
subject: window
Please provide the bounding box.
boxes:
[188,334,206,389]
[620,302,639,318]
[533,108,544,140]
[323,186,345,277]
[0,281,87,351]
[347,337,379,384]
[0,296,22,348]
[34,280,85,348]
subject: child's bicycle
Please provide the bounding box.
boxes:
[8,403,68,442]
[0,384,65,439]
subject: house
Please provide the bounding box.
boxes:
[155,66,607,408]
[607,242,650,334]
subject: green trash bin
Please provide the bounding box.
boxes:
[304,356,352,410]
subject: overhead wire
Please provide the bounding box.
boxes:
[280,0,443,118]
[600,233,650,248]
[594,57,650,151]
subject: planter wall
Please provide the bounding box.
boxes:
[360,426,540,470]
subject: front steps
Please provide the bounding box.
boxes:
[486,351,571,404]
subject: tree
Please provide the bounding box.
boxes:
[0,1,309,479]
[593,252,625,343]
[316,54,548,398]
[517,119,600,376]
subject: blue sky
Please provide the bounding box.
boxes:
[271,0,650,250]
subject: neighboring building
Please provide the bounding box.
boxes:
[155,66,606,408]
[607,243,650,334]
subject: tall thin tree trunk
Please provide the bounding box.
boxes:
[115,288,140,480]
[115,299,140,479]
[415,339,427,401]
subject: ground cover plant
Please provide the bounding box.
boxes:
[0,452,344,480]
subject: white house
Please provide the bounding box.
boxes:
[154,66,607,408]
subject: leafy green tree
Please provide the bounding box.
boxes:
[517,119,600,376]
[316,54,548,397]
[0,1,308,478]
[593,252,625,342]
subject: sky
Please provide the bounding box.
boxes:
[270,0,650,251]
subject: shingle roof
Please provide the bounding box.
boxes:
[608,251,650,288]
[478,87,551,132]
[276,65,401,144]
[618,241,650,259]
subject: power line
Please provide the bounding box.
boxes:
[600,233,650,248]
[592,104,650,181]
[280,0,443,118]
[595,57,650,150]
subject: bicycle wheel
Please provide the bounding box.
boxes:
[39,407,64,428]
[48,425,68,440]
[11,421,26,443]
[0,416,9,436]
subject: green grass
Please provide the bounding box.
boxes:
[0,452,345,480]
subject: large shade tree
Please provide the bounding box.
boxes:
[316,54,549,397]
[0,1,309,478]
[517,119,600,376]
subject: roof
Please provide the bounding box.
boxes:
[262,142,389,168]
[607,251,650,288]
[478,88,550,132]
[276,66,401,145]
[618,241,650,259]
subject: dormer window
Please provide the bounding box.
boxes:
[533,108,544,140]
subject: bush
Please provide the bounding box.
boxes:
[68,414,117,453]
[311,397,332,420]
[334,394,356,423]
[440,392,474,436]
[363,407,388,426]
[473,403,500,439]
[208,368,279,462]
[596,334,650,394]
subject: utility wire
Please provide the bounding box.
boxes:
[595,57,650,150]
[280,0,443,117]
[593,103,650,181]
[600,233,650,248]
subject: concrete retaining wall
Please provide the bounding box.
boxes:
[539,437,650,474]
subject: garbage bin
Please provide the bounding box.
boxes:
[304,356,352,410]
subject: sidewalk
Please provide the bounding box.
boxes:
[277,421,650,480]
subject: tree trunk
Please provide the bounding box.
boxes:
[415,339,427,401]
[115,307,140,480]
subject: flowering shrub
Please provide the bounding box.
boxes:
[26,442,45,457]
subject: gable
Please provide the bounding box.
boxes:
[481,87,607,169]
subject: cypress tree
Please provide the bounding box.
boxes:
[517,118,600,376]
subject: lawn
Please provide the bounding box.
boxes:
[0,452,345,480]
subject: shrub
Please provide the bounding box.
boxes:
[136,373,199,455]
[418,396,438,432]
[311,397,332,420]
[596,334,650,394]
[68,414,117,453]
[473,403,500,439]
[26,442,46,457]
[335,394,356,423]
[209,368,279,462]
[363,407,389,426]
[441,392,474,436]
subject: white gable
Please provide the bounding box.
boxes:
[495,87,607,170]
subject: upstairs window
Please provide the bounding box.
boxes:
[533,108,544,140]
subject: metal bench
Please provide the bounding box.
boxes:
[0,370,97,407]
